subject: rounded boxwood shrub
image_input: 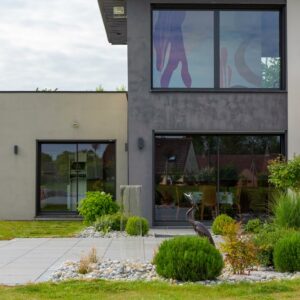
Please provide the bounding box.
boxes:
[78,191,119,225]
[244,219,262,234]
[212,214,235,235]
[274,232,300,272]
[153,236,223,281]
[95,213,128,233]
[125,216,149,236]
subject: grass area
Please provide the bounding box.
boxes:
[0,279,300,300]
[0,221,85,240]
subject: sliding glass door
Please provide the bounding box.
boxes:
[154,134,284,223]
[38,141,116,214]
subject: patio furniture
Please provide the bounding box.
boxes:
[201,185,217,221]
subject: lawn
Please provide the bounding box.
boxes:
[0,279,300,300]
[0,221,85,240]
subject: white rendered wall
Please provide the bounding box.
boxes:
[0,93,128,220]
[288,0,300,158]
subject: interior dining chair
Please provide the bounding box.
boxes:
[200,185,217,221]
[235,185,242,218]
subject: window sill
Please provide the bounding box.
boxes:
[149,89,287,94]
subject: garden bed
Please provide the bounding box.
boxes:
[50,259,300,285]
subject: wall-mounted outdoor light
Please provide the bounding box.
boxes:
[137,137,145,150]
[113,6,126,19]
[14,145,19,155]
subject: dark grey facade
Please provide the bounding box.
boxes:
[99,0,287,225]
[127,0,287,225]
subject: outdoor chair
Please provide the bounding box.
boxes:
[200,185,217,220]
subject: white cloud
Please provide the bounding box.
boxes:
[0,0,127,91]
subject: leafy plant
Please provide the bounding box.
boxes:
[244,219,262,234]
[95,213,128,233]
[262,57,280,88]
[116,85,127,91]
[77,192,119,225]
[272,193,300,229]
[153,236,223,281]
[252,223,294,266]
[220,222,258,274]
[95,85,104,92]
[212,214,235,235]
[268,155,300,192]
[219,165,238,183]
[197,167,216,183]
[125,216,149,236]
[274,232,300,272]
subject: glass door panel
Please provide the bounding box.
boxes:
[39,142,116,214]
[77,143,116,205]
[40,144,77,212]
[155,134,283,223]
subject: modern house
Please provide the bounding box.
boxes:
[99,0,298,226]
[0,0,299,226]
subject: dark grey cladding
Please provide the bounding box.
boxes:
[97,0,127,44]
[126,0,287,225]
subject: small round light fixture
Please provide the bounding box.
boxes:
[72,121,79,128]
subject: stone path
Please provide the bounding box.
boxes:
[0,228,195,285]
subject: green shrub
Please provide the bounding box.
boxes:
[212,214,235,235]
[273,193,300,229]
[125,216,149,236]
[78,192,119,225]
[244,219,262,234]
[153,236,223,281]
[220,222,258,274]
[95,213,128,233]
[274,232,300,272]
[268,155,300,192]
[253,223,294,266]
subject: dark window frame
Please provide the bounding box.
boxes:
[152,131,286,226]
[36,140,117,216]
[151,4,286,92]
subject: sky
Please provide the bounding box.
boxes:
[0,0,127,91]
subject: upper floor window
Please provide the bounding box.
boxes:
[152,8,283,90]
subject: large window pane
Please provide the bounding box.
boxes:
[39,142,116,213]
[40,144,77,212]
[77,143,116,201]
[220,11,280,88]
[155,135,218,222]
[152,10,214,88]
[155,135,283,223]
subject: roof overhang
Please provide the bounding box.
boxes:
[97,0,127,45]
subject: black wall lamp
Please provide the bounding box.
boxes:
[14,145,19,155]
[137,137,145,150]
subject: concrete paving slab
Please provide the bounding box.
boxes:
[0,230,200,285]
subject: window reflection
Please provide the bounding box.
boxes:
[39,143,116,213]
[152,10,214,88]
[155,135,283,222]
[220,11,280,88]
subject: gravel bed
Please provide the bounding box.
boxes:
[76,227,155,238]
[50,259,300,285]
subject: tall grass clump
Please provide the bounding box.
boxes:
[273,193,300,230]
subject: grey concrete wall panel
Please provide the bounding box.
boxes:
[127,0,287,224]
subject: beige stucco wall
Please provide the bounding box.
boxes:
[0,92,128,220]
[288,0,300,159]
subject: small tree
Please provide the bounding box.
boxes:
[268,155,300,192]
[95,85,104,92]
[116,85,126,91]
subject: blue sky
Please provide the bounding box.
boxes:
[0,0,127,91]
